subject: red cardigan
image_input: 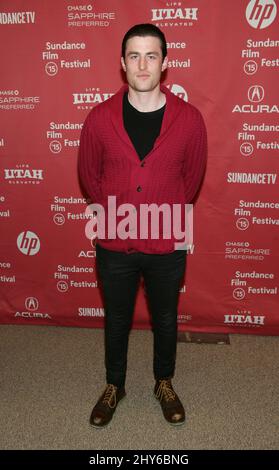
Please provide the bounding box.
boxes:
[78,83,207,254]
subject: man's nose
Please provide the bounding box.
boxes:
[139,56,147,69]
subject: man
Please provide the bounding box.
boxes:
[78,24,207,428]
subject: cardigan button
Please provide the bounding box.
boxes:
[136,185,142,192]
[140,162,145,167]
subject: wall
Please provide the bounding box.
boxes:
[0,0,278,335]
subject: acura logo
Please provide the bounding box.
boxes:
[25,297,39,311]
[248,85,264,102]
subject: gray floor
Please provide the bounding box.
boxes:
[0,324,278,450]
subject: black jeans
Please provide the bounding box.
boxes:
[95,244,186,388]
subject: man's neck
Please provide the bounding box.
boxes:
[127,86,166,112]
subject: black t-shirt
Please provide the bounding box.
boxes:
[123,91,166,161]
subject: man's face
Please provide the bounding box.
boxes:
[121,35,168,93]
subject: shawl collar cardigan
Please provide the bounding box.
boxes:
[78,83,207,254]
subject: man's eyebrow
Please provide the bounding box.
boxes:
[127,51,160,55]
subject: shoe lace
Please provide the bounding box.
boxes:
[102,384,118,409]
[155,379,176,402]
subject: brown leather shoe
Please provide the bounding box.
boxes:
[90,384,126,428]
[154,379,185,426]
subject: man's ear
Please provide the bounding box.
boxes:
[121,57,126,72]
[162,56,168,72]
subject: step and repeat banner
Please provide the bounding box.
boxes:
[0,1,278,335]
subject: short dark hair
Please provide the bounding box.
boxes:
[121,23,167,61]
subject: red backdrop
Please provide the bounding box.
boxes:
[0,0,278,335]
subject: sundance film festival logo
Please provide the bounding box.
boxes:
[17,231,40,256]
[246,0,277,29]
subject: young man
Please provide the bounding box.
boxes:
[78,24,207,427]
